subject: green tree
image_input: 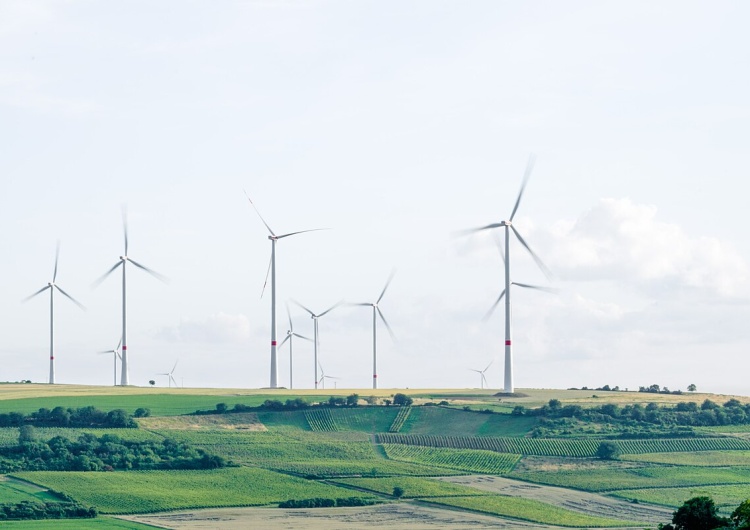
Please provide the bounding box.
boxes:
[687,383,697,392]
[18,425,37,444]
[392,486,404,498]
[596,441,620,460]
[731,499,750,529]
[393,393,413,406]
[671,496,727,530]
[346,394,359,407]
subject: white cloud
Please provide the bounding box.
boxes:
[543,198,749,298]
[156,313,252,345]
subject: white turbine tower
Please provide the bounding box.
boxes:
[293,300,341,389]
[98,340,122,386]
[317,361,339,390]
[24,242,85,384]
[245,192,324,389]
[94,209,167,386]
[464,155,551,394]
[157,360,179,388]
[279,304,312,390]
[469,360,494,389]
[352,271,396,389]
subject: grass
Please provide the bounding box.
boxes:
[382,444,521,474]
[425,495,643,527]
[334,476,490,498]
[622,450,750,467]
[0,476,64,503]
[399,406,536,437]
[0,518,158,529]
[510,464,750,492]
[610,484,750,510]
[13,467,366,514]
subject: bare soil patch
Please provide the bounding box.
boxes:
[119,502,647,529]
[438,475,672,524]
[137,413,266,431]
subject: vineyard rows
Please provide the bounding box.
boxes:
[305,409,339,432]
[376,434,750,457]
[388,406,412,433]
[383,444,520,474]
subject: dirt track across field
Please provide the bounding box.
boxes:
[438,475,672,524]
[120,501,649,529]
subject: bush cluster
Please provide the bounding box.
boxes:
[0,430,227,472]
[0,501,96,521]
[0,406,136,428]
[279,497,377,508]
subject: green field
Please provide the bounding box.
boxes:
[1,385,750,527]
[0,476,64,503]
[610,484,750,510]
[0,518,157,529]
[511,464,750,492]
[622,450,750,467]
[425,495,643,527]
[334,476,491,498]
[14,467,369,514]
[383,444,521,474]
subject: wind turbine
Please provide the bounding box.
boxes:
[244,192,325,389]
[469,360,494,389]
[463,155,551,393]
[24,242,85,384]
[352,271,396,389]
[317,361,339,390]
[279,304,312,390]
[157,360,179,388]
[98,340,122,386]
[94,208,167,386]
[293,300,341,389]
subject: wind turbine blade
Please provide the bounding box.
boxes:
[23,285,51,302]
[376,270,396,304]
[292,299,315,317]
[349,302,373,307]
[376,307,396,342]
[469,368,482,373]
[170,360,179,374]
[286,302,293,330]
[292,332,313,341]
[456,223,505,237]
[53,241,60,282]
[92,261,123,288]
[170,375,178,388]
[509,154,536,222]
[128,259,169,283]
[243,190,276,237]
[481,373,488,388]
[482,289,506,322]
[512,282,558,293]
[116,339,122,351]
[483,359,495,373]
[279,334,291,347]
[493,231,506,265]
[97,350,115,354]
[122,206,129,255]
[260,253,272,299]
[276,228,328,239]
[319,300,344,317]
[54,285,86,310]
[510,225,552,280]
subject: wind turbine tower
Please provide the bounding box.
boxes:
[245,192,324,389]
[464,155,551,393]
[94,209,167,386]
[293,300,340,389]
[352,271,396,389]
[24,242,85,384]
[279,304,312,389]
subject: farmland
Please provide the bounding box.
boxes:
[0,385,749,528]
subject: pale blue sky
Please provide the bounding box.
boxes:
[2,1,748,394]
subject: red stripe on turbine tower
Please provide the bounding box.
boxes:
[373,374,378,378]
[122,345,127,350]
[505,340,511,346]
[271,340,277,346]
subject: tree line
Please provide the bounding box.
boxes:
[0,427,227,472]
[0,406,144,429]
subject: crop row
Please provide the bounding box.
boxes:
[377,434,750,457]
[388,406,412,433]
[305,409,339,432]
[382,444,520,474]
